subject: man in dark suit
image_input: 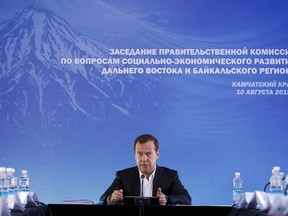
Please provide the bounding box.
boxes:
[100,134,192,205]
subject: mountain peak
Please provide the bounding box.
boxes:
[0,5,163,129]
[15,3,48,22]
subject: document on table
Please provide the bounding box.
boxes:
[62,199,95,205]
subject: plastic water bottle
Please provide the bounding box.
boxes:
[6,168,17,194]
[0,167,8,197]
[280,172,285,193]
[269,166,283,194]
[19,170,29,192]
[233,172,243,204]
[285,175,288,196]
[11,168,18,193]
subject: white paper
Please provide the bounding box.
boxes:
[62,199,95,205]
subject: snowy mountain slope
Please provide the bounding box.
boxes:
[0,4,163,129]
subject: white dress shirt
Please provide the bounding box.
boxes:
[139,169,156,197]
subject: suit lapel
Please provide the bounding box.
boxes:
[132,167,141,196]
[152,166,161,196]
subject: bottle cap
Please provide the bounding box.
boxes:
[22,170,28,177]
[6,168,13,173]
[235,172,240,177]
[272,166,280,173]
[0,167,5,174]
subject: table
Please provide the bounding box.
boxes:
[228,207,269,216]
[47,204,233,216]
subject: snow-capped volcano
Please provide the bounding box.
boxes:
[0,4,162,130]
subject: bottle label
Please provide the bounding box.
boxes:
[233,189,243,201]
[0,190,8,197]
[270,189,283,194]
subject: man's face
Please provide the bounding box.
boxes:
[135,140,159,176]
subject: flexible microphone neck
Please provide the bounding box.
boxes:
[263,182,270,192]
[141,174,145,197]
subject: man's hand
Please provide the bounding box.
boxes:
[157,187,167,205]
[108,189,123,203]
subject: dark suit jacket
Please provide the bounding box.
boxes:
[100,165,192,205]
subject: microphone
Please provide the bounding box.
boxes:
[141,174,145,197]
[285,184,288,196]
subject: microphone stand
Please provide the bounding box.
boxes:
[139,174,145,216]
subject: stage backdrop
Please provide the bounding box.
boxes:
[1,0,288,205]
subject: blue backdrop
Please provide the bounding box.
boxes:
[0,0,288,205]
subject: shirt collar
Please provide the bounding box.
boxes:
[139,168,156,181]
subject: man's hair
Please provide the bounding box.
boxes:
[134,134,159,151]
